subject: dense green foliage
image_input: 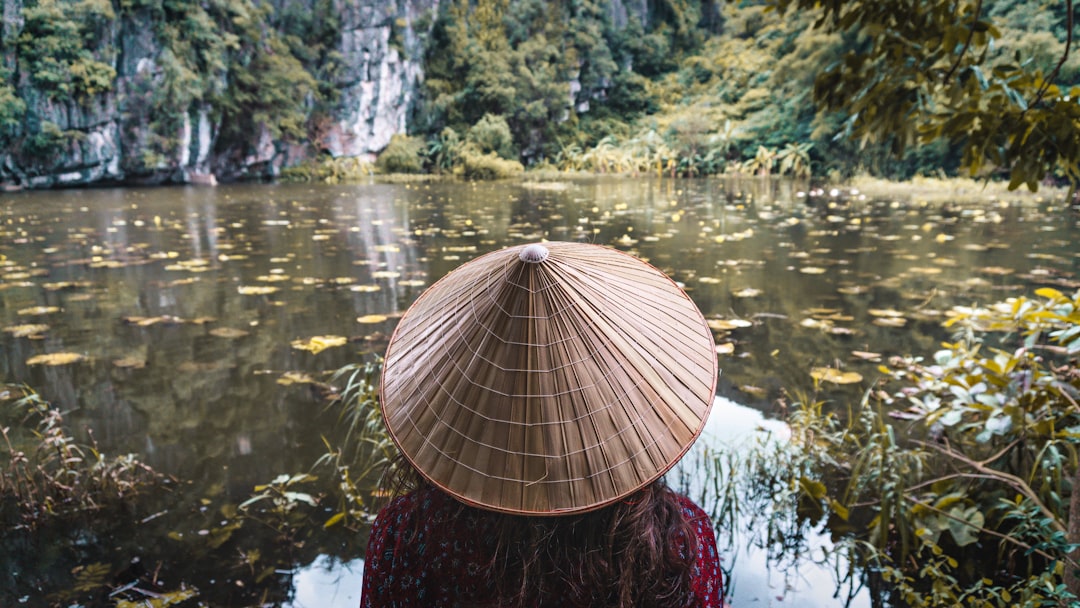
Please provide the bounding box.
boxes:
[758,0,1080,189]
[2,0,1076,184]
[396,0,1076,184]
[767,289,1080,605]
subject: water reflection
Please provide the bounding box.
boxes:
[687,398,868,608]
[286,555,364,608]
[1,177,1076,605]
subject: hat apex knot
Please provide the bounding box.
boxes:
[518,243,549,264]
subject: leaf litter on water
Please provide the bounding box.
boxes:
[810,367,863,385]
[290,335,348,354]
[3,324,49,337]
[27,352,85,366]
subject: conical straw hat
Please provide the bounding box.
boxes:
[380,242,718,515]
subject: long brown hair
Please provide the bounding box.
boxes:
[382,457,700,608]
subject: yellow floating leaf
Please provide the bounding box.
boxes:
[357,314,388,324]
[868,308,904,318]
[873,317,908,328]
[800,266,827,274]
[123,315,184,326]
[698,277,721,284]
[3,324,49,337]
[739,385,767,398]
[332,277,356,285]
[17,306,61,316]
[800,318,833,330]
[291,335,348,354]
[810,367,863,385]
[277,371,317,385]
[113,357,146,369]
[238,285,279,295]
[371,271,401,279]
[715,342,735,355]
[833,285,868,295]
[256,274,290,282]
[851,350,882,361]
[27,352,85,366]
[708,319,752,331]
[209,327,250,339]
[1035,287,1064,300]
[908,267,942,275]
[349,284,382,293]
[732,287,762,298]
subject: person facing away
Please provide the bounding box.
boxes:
[360,242,726,607]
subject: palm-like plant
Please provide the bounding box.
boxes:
[747,145,777,176]
[777,142,814,178]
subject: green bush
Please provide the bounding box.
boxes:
[376,134,425,174]
[466,113,516,160]
[455,144,523,179]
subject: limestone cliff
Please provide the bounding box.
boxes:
[0,0,439,189]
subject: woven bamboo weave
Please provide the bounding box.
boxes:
[380,242,718,515]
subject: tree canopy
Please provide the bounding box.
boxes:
[759,0,1079,191]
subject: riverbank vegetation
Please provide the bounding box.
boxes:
[5,288,1079,606]
[3,0,1076,188]
[0,364,390,606]
[388,0,1078,188]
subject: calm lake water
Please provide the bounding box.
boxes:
[1,177,1077,606]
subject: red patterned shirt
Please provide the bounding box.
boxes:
[361,485,724,607]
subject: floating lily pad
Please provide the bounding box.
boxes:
[800,266,827,275]
[357,314,389,324]
[810,367,863,384]
[3,323,49,337]
[716,342,735,355]
[291,335,347,354]
[27,352,85,366]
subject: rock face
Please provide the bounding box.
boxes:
[0,0,439,188]
[325,0,432,161]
